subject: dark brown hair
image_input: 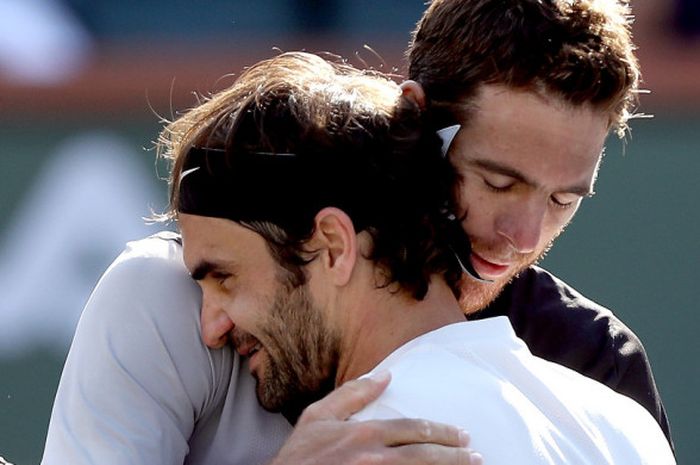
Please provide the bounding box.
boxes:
[160,52,461,300]
[408,0,640,136]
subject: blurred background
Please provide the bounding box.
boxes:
[0,1,697,463]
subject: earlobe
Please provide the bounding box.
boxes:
[313,208,357,286]
[400,80,427,109]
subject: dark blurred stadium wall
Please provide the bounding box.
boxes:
[0,1,697,464]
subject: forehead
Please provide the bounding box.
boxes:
[452,85,609,187]
[178,213,273,275]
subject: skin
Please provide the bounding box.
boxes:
[404,83,609,313]
[180,213,342,420]
[180,211,483,464]
[179,210,464,388]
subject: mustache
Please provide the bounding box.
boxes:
[231,328,259,349]
[471,240,523,262]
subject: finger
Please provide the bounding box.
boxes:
[389,443,483,465]
[300,370,392,422]
[375,418,471,447]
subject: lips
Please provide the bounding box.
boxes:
[233,340,262,377]
[248,342,262,357]
[470,251,511,279]
[236,339,262,357]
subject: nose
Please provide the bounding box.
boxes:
[496,199,547,254]
[200,290,235,349]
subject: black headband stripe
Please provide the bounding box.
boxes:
[178,146,488,282]
[178,147,372,231]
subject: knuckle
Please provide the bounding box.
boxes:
[298,403,323,422]
[461,449,476,465]
[449,447,473,465]
[422,447,440,465]
[416,419,433,442]
[399,445,439,465]
[444,424,463,445]
[343,380,372,402]
[404,444,455,465]
[346,375,378,395]
[339,377,362,392]
[355,451,385,465]
[348,421,378,442]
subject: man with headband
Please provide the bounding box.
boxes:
[41,52,478,465]
[172,51,672,463]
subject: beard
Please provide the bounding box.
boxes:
[459,237,554,314]
[242,282,341,424]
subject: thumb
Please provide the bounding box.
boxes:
[299,370,391,423]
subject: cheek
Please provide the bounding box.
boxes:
[220,289,267,330]
[458,195,499,241]
[455,177,501,231]
[455,174,485,214]
[541,203,581,245]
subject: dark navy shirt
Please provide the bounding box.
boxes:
[473,266,673,448]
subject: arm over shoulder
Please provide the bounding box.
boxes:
[41,233,233,465]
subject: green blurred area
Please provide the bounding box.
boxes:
[541,112,700,464]
[0,351,64,465]
[0,116,163,465]
[0,113,697,464]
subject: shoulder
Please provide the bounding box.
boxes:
[482,265,645,369]
[76,230,229,393]
[43,232,235,464]
[355,343,492,421]
[354,326,674,464]
[78,232,201,341]
[356,324,518,422]
[92,231,193,312]
[486,265,616,324]
[480,266,672,444]
[109,230,185,279]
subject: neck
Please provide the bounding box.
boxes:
[334,278,465,385]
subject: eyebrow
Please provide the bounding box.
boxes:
[467,158,594,196]
[190,260,232,281]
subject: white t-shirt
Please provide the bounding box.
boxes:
[353,319,675,465]
[41,233,293,465]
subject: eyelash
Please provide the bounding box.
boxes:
[484,179,512,193]
[211,272,232,286]
[485,179,577,210]
[549,197,575,210]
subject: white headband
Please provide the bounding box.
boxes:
[436,124,461,157]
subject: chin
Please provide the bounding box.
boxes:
[458,263,527,314]
[255,375,334,425]
[459,277,507,314]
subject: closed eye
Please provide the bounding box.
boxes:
[550,196,576,209]
[210,271,232,286]
[550,191,591,210]
[483,175,515,192]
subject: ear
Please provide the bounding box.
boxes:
[310,207,358,287]
[400,80,427,110]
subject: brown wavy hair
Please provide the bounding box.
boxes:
[408,0,641,137]
[159,52,461,300]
